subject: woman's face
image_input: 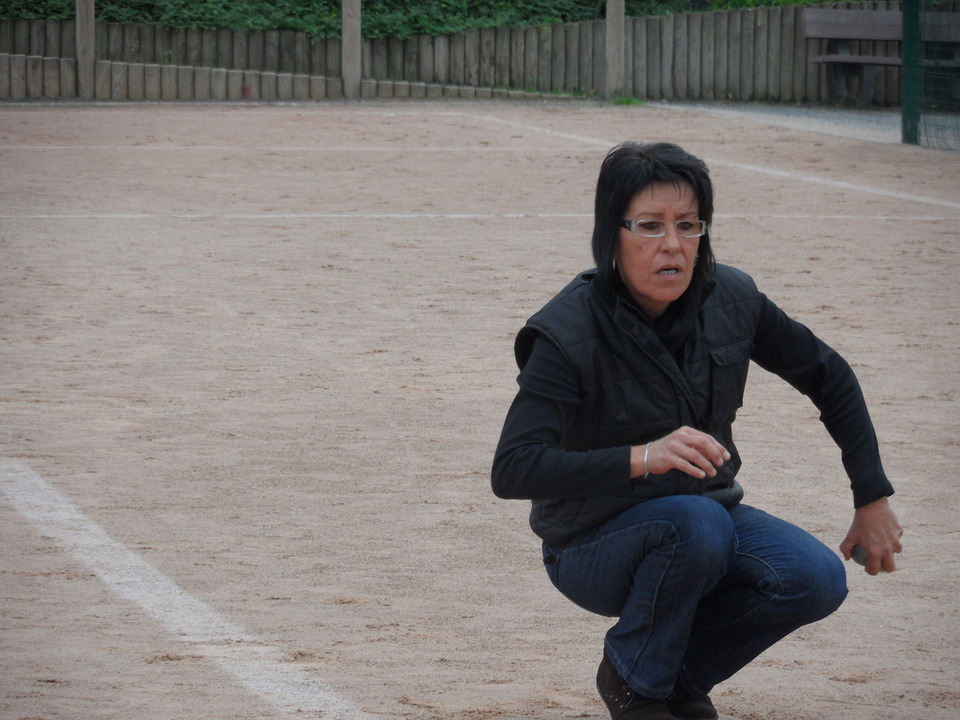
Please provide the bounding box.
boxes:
[614,181,701,318]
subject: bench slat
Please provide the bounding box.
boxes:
[802,9,902,42]
[813,54,903,67]
[922,13,960,44]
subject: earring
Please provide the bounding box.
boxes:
[612,258,618,272]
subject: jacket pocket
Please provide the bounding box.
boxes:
[708,338,754,422]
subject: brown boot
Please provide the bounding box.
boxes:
[596,653,677,720]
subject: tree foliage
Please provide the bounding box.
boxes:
[2,0,811,38]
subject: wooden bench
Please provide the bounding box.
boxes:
[802,8,903,107]
[803,9,960,108]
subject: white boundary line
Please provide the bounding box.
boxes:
[0,145,539,152]
[0,458,369,720]
[450,113,960,213]
[3,212,958,221]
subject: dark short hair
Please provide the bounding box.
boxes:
[591,142,715,289]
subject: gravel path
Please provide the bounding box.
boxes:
[651,101,903,144]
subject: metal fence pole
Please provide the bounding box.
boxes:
[902,0,921,145]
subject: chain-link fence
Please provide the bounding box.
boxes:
[902,0,960,150]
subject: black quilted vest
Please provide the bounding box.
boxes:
[515,264,763,545]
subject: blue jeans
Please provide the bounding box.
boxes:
[542,497,847,699]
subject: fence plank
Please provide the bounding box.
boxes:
[775,7,793,102]
[623,17,634,96]
[524,26,539,90]
[217,28,232,69]
[371,37,387,79]
[496,26,510,87]
[0,21,12,55]
[462,30,478,86]
[784,6,798,101]
[726,11,739,99]
[631,18,645,98]
[766,8,779,100]
[61,20,76,59]
[312,37,327,77]
[128,62,144,100]
[60,57,76,97]
[551,24,565,92]
[200,29,216,67]
[450,33,467,85]
[0,53,8,98]
[111,62,127,99]
[9,54,26,98]
[233,31,249,72]
[787,6,804,102]
[593,21,605,95]
[43,56,60,97]
[30,19,45,56]
[154,26,170,65]
[172,28,188,66]
[645,18,660,99]
[714,11,727,99]
[750,10,764,100]
[436,34,450,84]
[387,36,404,80]
[264,30,279,72]
[402,37,417,82]
[538,25,552,92]
[294,30,309,74]
[14,20,30,56]
[417,35,434,82]
[361,39,372,78]
[106,23,122,61]
[121,24,137,62]
[136,25,152,65]
[480,28,496,88]
[326,37,341,77]
[248,31,264,71]
[510,26,525,89]
[677,14,690,99]
[688,13,701,99]
[278,30,296,73]
[44,19,60,58]
[577,21,592,94]
[701,13,715,100]
[563,23,579,93]
[185,28,202,66]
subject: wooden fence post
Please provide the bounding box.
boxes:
[605,0,625,98]
[342,0,361,98]
[76,0,94,99]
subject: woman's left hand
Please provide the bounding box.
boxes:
[840,496,903,575]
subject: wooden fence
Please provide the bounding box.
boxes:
[0,2,903,105]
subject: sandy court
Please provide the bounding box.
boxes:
[1,99,959,720]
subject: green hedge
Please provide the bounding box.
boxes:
[1,0,817,38]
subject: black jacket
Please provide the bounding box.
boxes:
[491,264,893,545]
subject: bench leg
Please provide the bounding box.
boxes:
[854,65,877,108]
[825,63,849,105]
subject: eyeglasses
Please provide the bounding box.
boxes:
[621,219,707,238]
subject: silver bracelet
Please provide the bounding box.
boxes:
[643,443,650,479]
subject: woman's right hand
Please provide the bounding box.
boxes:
[631,426,731,479]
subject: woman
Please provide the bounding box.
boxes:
[491,142,903,720]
